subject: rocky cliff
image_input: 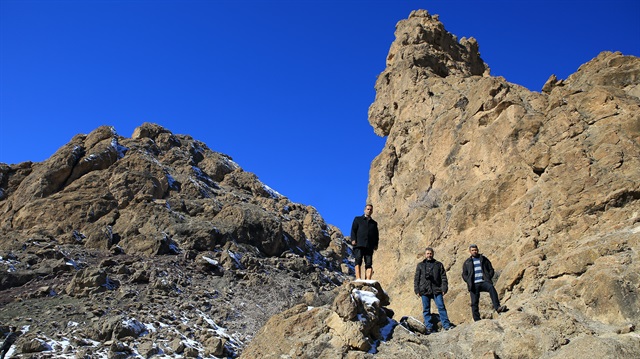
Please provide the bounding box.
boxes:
[369,9,639,357]
[244,9,640,358]
[0,122,350,357]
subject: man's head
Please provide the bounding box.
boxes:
[364,204,373,217]
[9,326,16,332]
[469,244,479,257]
[425,247,434,260]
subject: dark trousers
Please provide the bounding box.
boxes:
[353,247,373,268]
[469,281,501,321]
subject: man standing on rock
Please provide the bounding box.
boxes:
[414,247,454,333]
[350,204,379,280]
[462,244,508,321]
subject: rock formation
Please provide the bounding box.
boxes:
[245,9,639,359]
[241,280,393,358]
[367,9,639,357]
[2,7,639,358]
[0,122,350,357]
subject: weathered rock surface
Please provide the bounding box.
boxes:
[0,122,351,357]
[241,280,395,358]
[2,7,639,359]
[239,8,640,359]
[366,9,639,358]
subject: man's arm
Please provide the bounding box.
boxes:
[372,223,379,250]
[440,262,448,294]
[485,256,495,279]
[461,259,469,282]
[350,218,358,245]
[414,264,421,295]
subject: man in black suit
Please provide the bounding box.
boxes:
[350,204,379,280]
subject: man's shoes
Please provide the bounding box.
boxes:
[444,324,456,331]
[425,328,432,335]
[497,305,508,313]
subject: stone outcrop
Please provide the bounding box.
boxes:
[0,123,350,357]
[241,280,394,358]
[244,281,640,359]
[365,9,640,358]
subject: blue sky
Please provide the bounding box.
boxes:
[1,0,639,236]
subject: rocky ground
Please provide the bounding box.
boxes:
[0,238,349,358]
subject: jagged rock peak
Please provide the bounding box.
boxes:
[369,9,489,137]
[387,9,487,76]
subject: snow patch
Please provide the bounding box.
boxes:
[227,250,244,269]
[262,184,282,198]
[202,256,219,266]
[122,318,148,337]
[110,138,129,159]
[166,172,178,190]
[352,288,380,308]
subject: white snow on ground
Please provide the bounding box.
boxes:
[122,318,148,336]
[197,309,245,348]
[65,258,80,269]
[262,184,282,198]
[352,288,380,308]
[0,256,17,272]
[17,312,241,359]
[228,250,244,269]
[352,279,378,285]
[110,138,129,159]
[202,256,219,266]
[166,172,178,190]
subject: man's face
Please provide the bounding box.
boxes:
[364,205,373,217]
[425,250,434,260]
[469,247,479,257]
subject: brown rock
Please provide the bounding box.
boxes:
[240,304,337,358]
[66,268,119,297]
[366,8,640,359]
[332,283,358,320]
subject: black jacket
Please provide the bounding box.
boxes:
[414,259,448,296]
[461,255,495,291]
[350,215,379,250]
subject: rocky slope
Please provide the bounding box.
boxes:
[244,9,640,358]
[0,123,351,357]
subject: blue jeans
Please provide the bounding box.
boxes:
[421,293,451,330]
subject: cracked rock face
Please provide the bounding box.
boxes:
[0,122,351,357]
[240,9,640,359]
[365,9,639,358]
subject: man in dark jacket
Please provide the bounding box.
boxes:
[414,247,453,333]
[350,204,379,280]
[461,244,508,321]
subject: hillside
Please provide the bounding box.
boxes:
[0,123,350,357]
